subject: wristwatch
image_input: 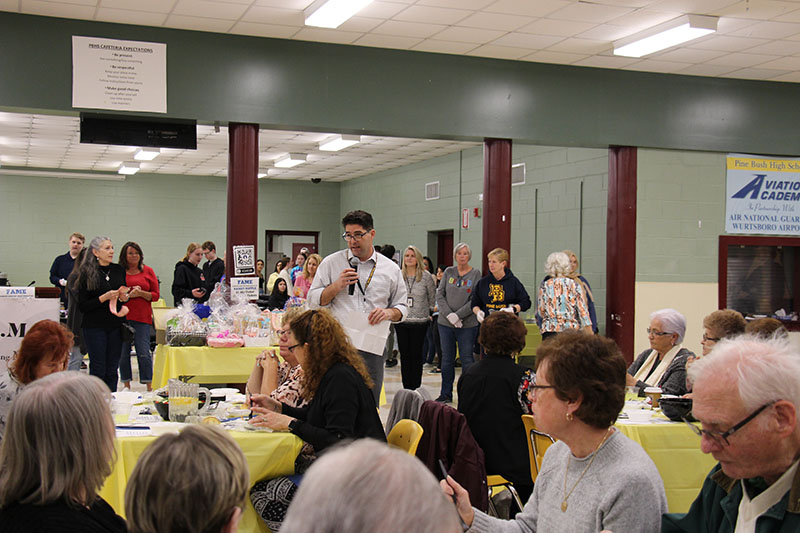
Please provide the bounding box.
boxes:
[288,418,299,432]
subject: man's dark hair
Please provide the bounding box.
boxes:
[380,245,395,259]
[341,210,374,231]
[201,241,216,252]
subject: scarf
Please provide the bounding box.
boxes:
[633,344,683,387]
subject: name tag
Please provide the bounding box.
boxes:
[407,297,414,307]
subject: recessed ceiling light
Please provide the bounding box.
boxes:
[613,15,718,58]
[134,147,161,161]
[118,161,140,175]
[319,134,361,152]
[304,0,373,29]
[274,153,307,168]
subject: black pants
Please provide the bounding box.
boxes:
[395,322,428,390]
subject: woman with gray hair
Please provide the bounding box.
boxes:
[435,242,482,403]
[626,308,695,397]
[76,236,130,392]
[282,439,462,532]
[537,252,592,341]
[0,372,125,531]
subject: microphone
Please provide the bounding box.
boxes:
[348,257,359,296]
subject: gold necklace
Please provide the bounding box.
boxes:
[561,427,613,512]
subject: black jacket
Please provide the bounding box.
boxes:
[171,260,203,306]
[77,263,126,330]
[282,362,386,452]
[202,257,225,294]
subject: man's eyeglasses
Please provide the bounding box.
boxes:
[646,328,671,337]
[702,333,720,342]
[684,400,776,446]
[342,232,369,242]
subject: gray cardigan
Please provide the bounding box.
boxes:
[627,346,694,397]
[436,266,481,329]
[469,430,667,533]
[402,270,436,323]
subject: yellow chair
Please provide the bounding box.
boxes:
[521,414,556,483]
[387,419,424,456]
[486,474,524,517]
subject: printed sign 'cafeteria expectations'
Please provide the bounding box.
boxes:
[72,36,166,113]
[726,153,800,236]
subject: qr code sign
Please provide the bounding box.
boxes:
[232,245,255,276]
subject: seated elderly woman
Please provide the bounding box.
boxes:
[0,372,125,532]
[442,330,667,532]
[745,316,788,339]
[537,252,592,340]
[283,439,461,532]
[125,425,248,533]
[457,312,534,504]
[700,309,746,356]
[247,308,386,530]
[626,308,695,397]
[0,319,72,439]
[246,306,307,408]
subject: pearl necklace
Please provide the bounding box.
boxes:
[561,427,613,512]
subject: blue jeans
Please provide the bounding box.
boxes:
[83,326,123,392]
[119,320,153,384]
[438,324,478,400]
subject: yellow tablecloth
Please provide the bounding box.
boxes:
[100,430,303,533]
[152,345,266,388]
[153,345,387,405]
[616,422,716,513]
[151,298,167,308]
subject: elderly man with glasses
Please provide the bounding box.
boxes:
[662,335,800,532]
[307,210,407,406]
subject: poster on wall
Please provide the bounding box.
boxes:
[72,36,167,113]
[726,153,800,235]
[0,298,60,375]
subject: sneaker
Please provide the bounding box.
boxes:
[454,359,462,368]
[429,367,441,374]
[435,396,452,403]
[385,358,398,368]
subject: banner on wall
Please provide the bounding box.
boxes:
[726,153,800,235]
[0,298,60,375]
[72,36,167,113]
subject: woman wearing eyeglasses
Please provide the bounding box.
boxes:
[625,308,695,397]
[442,331,667,532]
[246,309,386,530]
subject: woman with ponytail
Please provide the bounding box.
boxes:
[247,308,385,530]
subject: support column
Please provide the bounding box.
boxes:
[606,146,637,361]
[482,138,512,274]
[225,123,259,285]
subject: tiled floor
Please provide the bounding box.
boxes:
[121,352,462,425]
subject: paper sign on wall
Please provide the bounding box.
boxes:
[726,153,800,236]
[72,36,167,113]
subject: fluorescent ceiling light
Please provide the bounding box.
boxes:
[118,161,140,175]
[258,168,284,178]
[319,134,361,152]
[134,147,160,161]
[274,153,307,168]
[0,167,125,181]
[304,0,373,29]
[613,15,718,58]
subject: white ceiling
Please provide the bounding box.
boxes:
[0,112,478,181]
[4,0,800,83]
[3,0,800,180]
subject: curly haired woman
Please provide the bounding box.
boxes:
[247,308,386,530]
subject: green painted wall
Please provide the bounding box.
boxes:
[636,149,726,283]
[3,13,800,155]
[0,172,341,297]
[340,144,608,330]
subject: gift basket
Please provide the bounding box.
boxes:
[165,299,209,346]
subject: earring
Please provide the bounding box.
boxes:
[566,412,574,422]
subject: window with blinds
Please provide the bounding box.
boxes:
[726,244,796,316]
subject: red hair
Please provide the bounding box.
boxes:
[9,320,73,384]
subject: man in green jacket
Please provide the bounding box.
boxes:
[662,335,800,532]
